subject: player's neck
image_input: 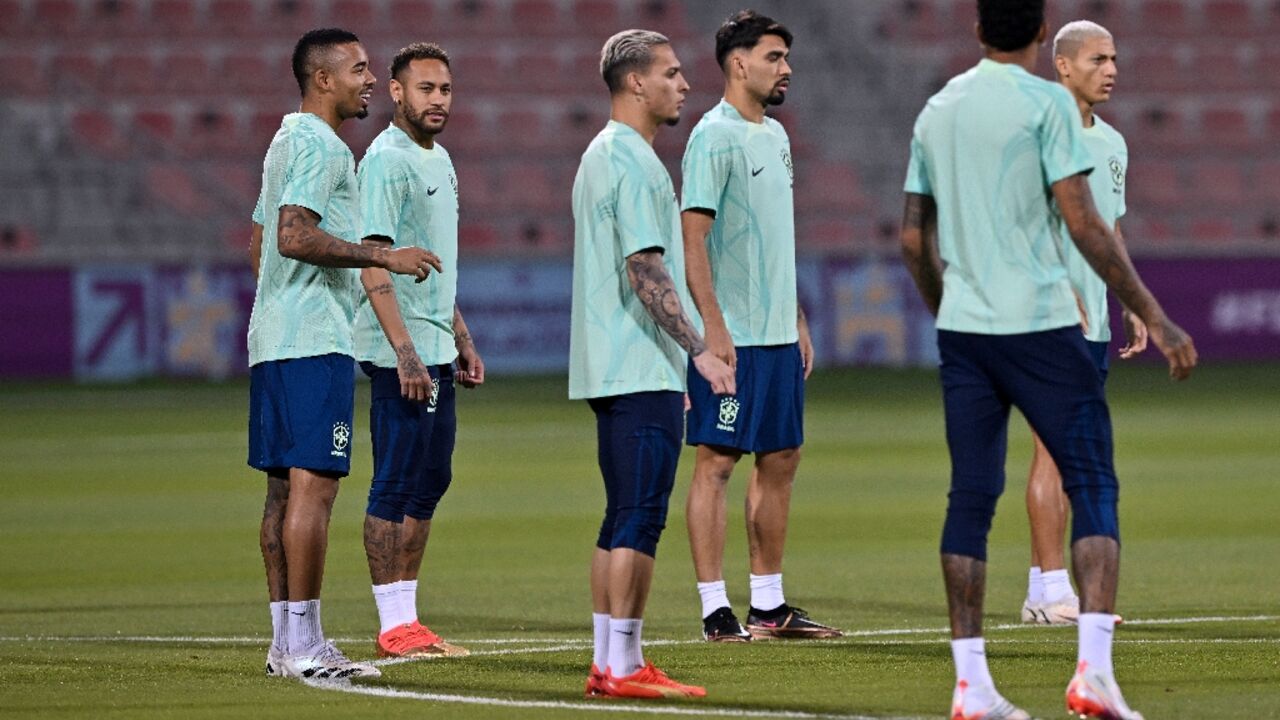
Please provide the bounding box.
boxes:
[299,97,343,132]
[983,45,1039,74]
[1076,96,1097,128]
[394,114,436,150]
[723,86,766,124]
[609,102,659,145]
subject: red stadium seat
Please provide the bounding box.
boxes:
[0,0,24,34]
[1200,107,1253,150]
[207,0,258,35]
[249,111,283,155]
[0,53,45,96]
[1203,0,1256,36]
[1125,49,1184,92]
[796,162,867,212]
[499,161,556,210]
[899,0,948,42]
[1126,159,1181,208]
[459,221,500,250]
[1193,159,1247,208]
[453,165,494,210]
[1133,104,1193,151]
[512,0,561,35]
[105,53,157,95]
[146,163,212,215]
[572,0,623,34]
[637,0,689,38]
[150,0,197,34]
[157,52,210,95]
[220,51,290,96]
[85,0,143,37]
[436,105,491,156]
[498,109,549,154]
[331,0,377,28]
[50,52,100,93]
[1138,0,1192,37]
[134,110,180,152]
[33,0,81,35]
[263,0,317,35]
[447,0,499,36]
[800,218,860,250]
[1189,216,1238,242]
[1191,48,1252,91]
[71,109,127,158]
[209,163,259,208]
[1252,161,1280,203]
[184,110,242,158]
[1268,105,1280,141]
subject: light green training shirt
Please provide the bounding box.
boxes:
[681,99,798,347]
[569,120,690,400]
[248,112,360,365]
[352,125,460,367]
[904,59,1095,335]
[1056,114,1127,343]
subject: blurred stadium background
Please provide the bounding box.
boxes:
[1,0,1277,380]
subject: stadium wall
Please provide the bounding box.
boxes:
[3,258,1279,381]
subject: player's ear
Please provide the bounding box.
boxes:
[389,77,403,105]
[1053,54,1069,79]
[1036,22,1048,45]
[313,65,332,93]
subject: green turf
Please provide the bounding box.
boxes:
[1,365,1277,718]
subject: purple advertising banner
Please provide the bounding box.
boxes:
[1112,258,1280,361]
[0,268,74,377]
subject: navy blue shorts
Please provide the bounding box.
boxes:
[588,391,684,558]
[1087,340,1110,383]
[248,353,355,478]
[361,362,456,523]
[686,343,804,453]
[938,327,1118,559]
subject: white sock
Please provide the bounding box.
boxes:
[372,582,406,634]
[399,579,420,624]
[1026,566,1043,604]
[749,573,785,612]
[951,637,998,709]
[591,613,610,670]
[1042,568,1075,603]
[269,601,288,652]
[1078,613,1116,677]
[697,580,731,619]
[607,618,644,678]
[286,599,324,656]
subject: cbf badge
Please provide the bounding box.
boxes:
[716,396,740,432]
[780,148,794,185]
[331,422,351,458]
[427,381,440,413]
[1108,156,1124,192]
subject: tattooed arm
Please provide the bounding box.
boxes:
[453,304,484,388]
[360,236,433,403]
[250,223,263,281]
[1052,175,1195,379]
[900,192,942,317]
[626,249,735,395]
[277,205,443,280]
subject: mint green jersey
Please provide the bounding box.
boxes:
[569,121,690,400]
[681,100,798,346]
[352,125,460,368]
[248,112,361,365]
[1056,115,1127,343]
[905,59,1095,335]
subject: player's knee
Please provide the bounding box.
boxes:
[611,505,668,557]
[940,488,1000,560]
[1067,486,1120,542]
[596,509,617,551]
[405,474,453,520]
[366,483,411,524]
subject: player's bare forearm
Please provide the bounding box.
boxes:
[681,210,728,332]
[900,193,942,316]
[626,249,708,357]
[278,205,391,268]
[453,304,485,387]
[1051,176,1162,323]
[359,237,413,351]
[452,305,474,351]
[250,223,263,281]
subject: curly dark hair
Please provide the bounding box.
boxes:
[390,42,451,83]
[977,0,1044,52]
[714,9,793,69]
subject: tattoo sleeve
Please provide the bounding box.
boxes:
[900,192,943,316]
[625,250,707,357]
[277,205,389,268]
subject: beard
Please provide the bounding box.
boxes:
[664,115,680,127]
[355,107,370,119]
[404,106,446,136]
[765,90,787,106]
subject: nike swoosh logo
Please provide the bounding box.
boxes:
[290,611,308,617]
[751,166,765,177]
[427,186,439,196]
[614,630,634,636]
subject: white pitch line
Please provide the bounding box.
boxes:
[301,677,924,720]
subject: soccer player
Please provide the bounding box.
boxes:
[1021,19,1145,627]
[571,29,735,699]
[680,10,840,643]
[899,1,1196,718]
[248,28,441,680]
[352,42,481,659]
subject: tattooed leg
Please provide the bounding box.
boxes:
[261,473,290,602]
[942,553,986,639]
[364,514,403,586]
[399,517,432,582]
[1071,535,1119,614]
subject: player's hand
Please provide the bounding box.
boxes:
[1146,315,1197,381]
[705,323,736,370]
[692,350,736,396]
[395,344,435,403]
[456,343,485,389]
[798,315,815,380]
[1119,308,1148,360]
[385,247,443,283]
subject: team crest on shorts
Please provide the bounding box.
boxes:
[716,396,740,432]
[331,421,351,458]
[427,381,439,413]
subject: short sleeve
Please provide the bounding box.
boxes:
[280,134,340,220]
[358,152,409,243]
[615,166,670,258]
[680,127,732,214]
[1114,139,1128,219]
[904,135,933,195]
[251,189,265,224]
[1039,87,1095,186]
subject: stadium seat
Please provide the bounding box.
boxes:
[50,52,100,93]
[157,52,210,95]
[437,105,490,156]
[0,225,39,255]
[134,110,180,153]
[799,218,860,251]
[453,164,494,210]
[0,53,46,96]
[446,0,500,36]
[572,0,623,34]
[1192,48,1253,91]
[796,161,867,212]
[1203,0,1256,36]
[33,0,81,35]
[1200,107,1253,150]
[498,109,550,154]
[208,162,260,208]
[0,0,24,36]
[248,111,283,156]
[637,0,689,38]
[512,0,561,36]
[453,48,506,92]
[1189,216,1238,242]
[71,109,127,158]
[330,0,378,29]
[1193,159,1247,208]
[498,161,556,210]
[1126,48,1185,92]
[145,163,212,215]
[263,0,317,35]
[183,110,242,158]
[1252,160,1280,203]
[85,0,143,37]
[1268,104,1280,141]
[106,53,157,96]
[1134,104,1192,151]
[898,0,948,41]
[1126,159,1182,208]
[207,0,258,36]
[459,221,500,250]
[1137,0,1192,37]
[220,51,290,96]
[149,0,197,35]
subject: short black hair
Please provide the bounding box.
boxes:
[977,0,1045,52]
[389,42,451,83]
[714,9,793,70]
[291,27,361,96]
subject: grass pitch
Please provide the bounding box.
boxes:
[1,364,1277,718]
